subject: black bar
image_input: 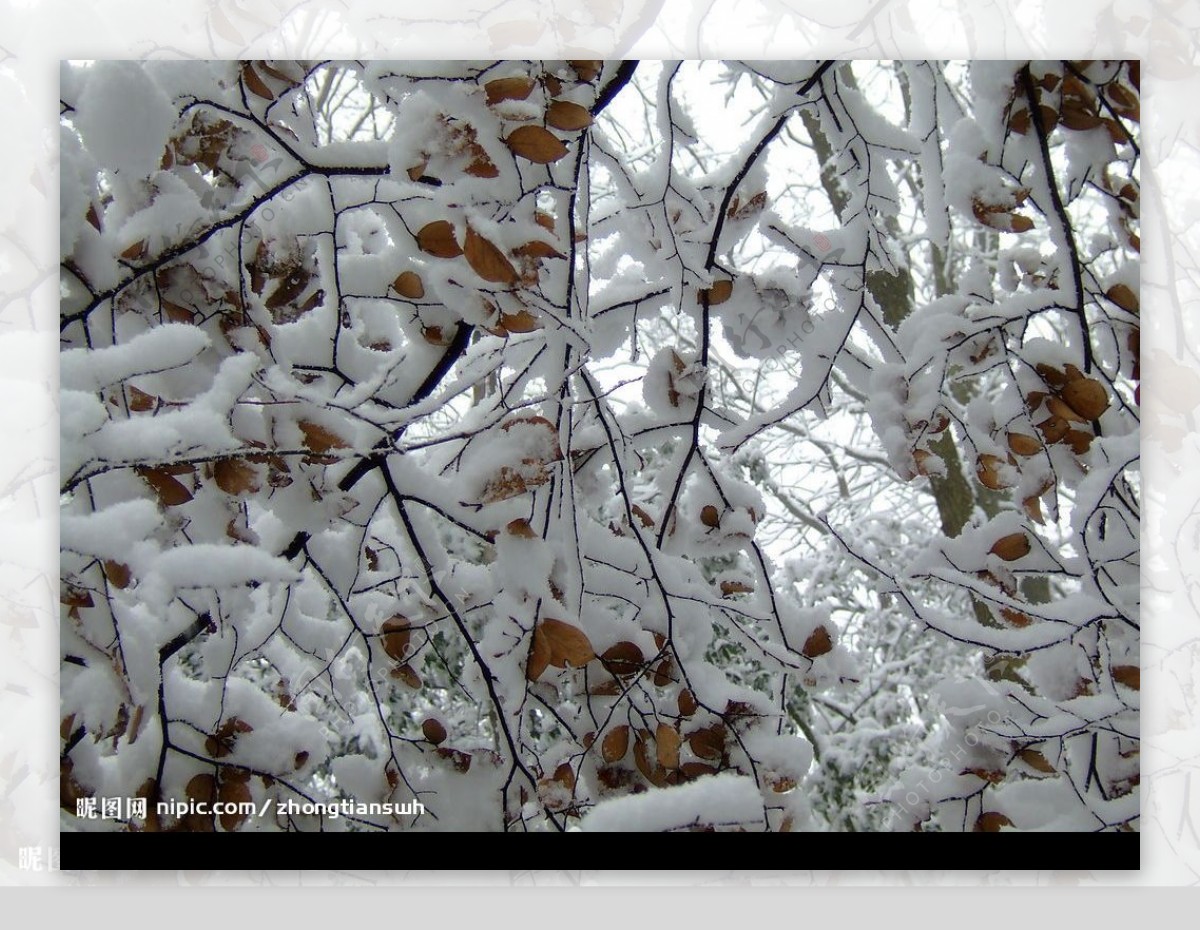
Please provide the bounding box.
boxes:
[60,829,1139,872]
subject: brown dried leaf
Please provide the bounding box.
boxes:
[128,704,146,744]
[1036,415,1070,444]
[524,622,551,681]
[393,271,425,299]
[481,467,529,503]
[436,747,472,773]
[1037,363,1068,388]
[911,448,934,478]
[484,76,536,106]
[538,618,596,668]
[1063,428,1094,456]
[417,220,462,258]
[972,198,1034,232]
[1000,607,1032,628]
[1108,79,1139,115]
[1018,748,1057,773]
[127,386,157,412]
[631,504,655,528]
[728,190,768,221]
[700,505,721,528]
[702,279,733,305]
[506,518,538,539]
[1111,665,1140,690]
[513,239,565,261]
[186,773,217,805]
[259,61,300,85]
[213,458,260,495]
[990,533,1031,561]
[596,765,633,790]
[265,268,311,312]
[464,226,518,285]
[803,625,834,658]
[499,308,539,333]
[1060,99,1103,131]
[137,467,194,507]
[553,761,576,791]
[687,724,726,761]
[680,761,718,781]
[391,664,422,688]
[103,560,132,590]
[1044,394,1083,425]
[720,580,754,596]
[678,689,698,717]
[1061,377,1109,420]
[505,125,568,164]
[298,419,348,454]
[462,153,506,179]
[656,723,682,769]
[601,725,630,763]
[422,718,447,745]
[162,300,195,324]
[380,616,412,664]
[421,324,452,346]
[222,717,254,737]
[568,61,602,81]
[633,733,667,786]
[976,453,1013,491]
[61,584,94,609]
[964,767,1006,784]
[974,811,1013,832]
[1037,104,1060,133]
[205,733,232,759]
[218,774,252,830]
[546,99,593,131]
[600,641,644,677]
[242,63,274,101]
[1007,432,1042,456]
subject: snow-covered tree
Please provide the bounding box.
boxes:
[60,59,1138,833]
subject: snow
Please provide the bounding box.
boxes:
[61,499,163,559]
[72,61,178,179]
[580,773,765,832]
[57,60,1141,837]
[75,352,261,466]
[60,324,210,393]
[60,125,98,255]
[143,544,299,596]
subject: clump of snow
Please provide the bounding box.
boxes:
[580,772,765,831]
[61,324,210,392]
[61,126,98,255]
[61,500,162,559]
[72,61,178,179]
